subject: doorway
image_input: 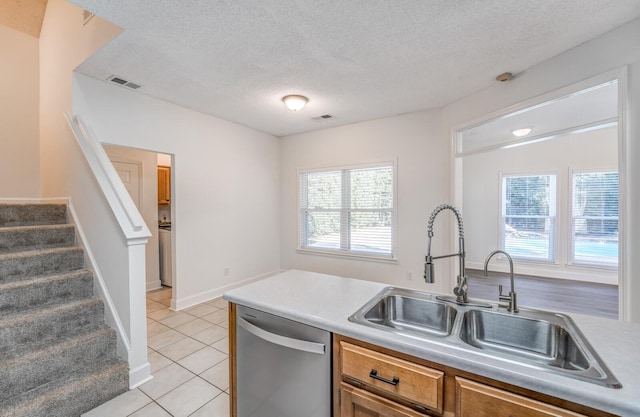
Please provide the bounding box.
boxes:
[453,73,625,319]
[157,153,173,294]
[104,145,177,311]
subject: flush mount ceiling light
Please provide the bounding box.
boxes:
[512,128,532,137]
[282,95,308,111]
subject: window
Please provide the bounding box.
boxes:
[299,163,395,259]
[572,171,619,266]
[501,174,557,261]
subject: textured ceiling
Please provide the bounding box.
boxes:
[69,0,640,137]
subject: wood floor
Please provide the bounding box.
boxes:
[466,269,619,319]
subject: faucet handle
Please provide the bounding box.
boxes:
[498,284,517,312]
[498,284,510,304]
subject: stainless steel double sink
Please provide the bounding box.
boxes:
[349,287,621,388]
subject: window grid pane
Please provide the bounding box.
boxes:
[303,211,341,250]
[300,164,394,257]
[502,175,555,261]
[572,172,619,266]
[349,211,392,254]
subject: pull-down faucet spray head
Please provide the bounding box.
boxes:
[424,230,435,283]
[424,257,435,283]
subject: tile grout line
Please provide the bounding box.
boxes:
[84,288,229,416]
[140,288,230,416]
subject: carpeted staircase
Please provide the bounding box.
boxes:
[0,203,128,417]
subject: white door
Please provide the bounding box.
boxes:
[112,161,142,209]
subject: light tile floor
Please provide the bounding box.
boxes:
[83,287,230,417]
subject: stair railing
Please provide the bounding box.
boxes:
[65,113,152,387]
[65,114,151,241]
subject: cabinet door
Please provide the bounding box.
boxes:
[158,166,171,205]
[456,378,587,417]
[341,383,428,417]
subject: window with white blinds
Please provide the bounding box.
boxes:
[501,174,557,261]
[572,171,619,266]
[299,162,395,259]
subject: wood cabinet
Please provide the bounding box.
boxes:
[455,378,587,417]
[341,382,428,417]
[334,335,615,417]
[341,342,443,413]
[158,166,171,205]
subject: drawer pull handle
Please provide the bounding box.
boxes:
[369,369,399,386]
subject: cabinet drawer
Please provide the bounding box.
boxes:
[340,342,443,413]
[456,378,587,417]
[341,382,429,417]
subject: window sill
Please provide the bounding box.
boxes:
[296,248,398,263]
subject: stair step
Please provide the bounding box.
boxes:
[0,327,118,403]
[0,358,128,417]
[0,269,93,315]
[0,204,67,227]
[0,247,84,284]
[0,202,129,415]
[0,298,104,359]
[0,224,75,253]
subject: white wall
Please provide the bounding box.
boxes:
[279,110,457,296]
[73,73,281,309]
[463,127,618,284]
[0,24,40,198]
[443,18,640,322]
[104,144,161,291]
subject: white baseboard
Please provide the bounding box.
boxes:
[466,261,618,286]
[172,269,283,311]
[146,279,163,292]
[129,362,152,389]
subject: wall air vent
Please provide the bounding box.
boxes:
[312,114,334,121]
[107,75,143,90]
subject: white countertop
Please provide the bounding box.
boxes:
[224,269,640,416]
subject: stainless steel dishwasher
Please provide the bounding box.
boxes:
[236,305,331,417]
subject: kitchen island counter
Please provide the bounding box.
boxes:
[224,269,640,416]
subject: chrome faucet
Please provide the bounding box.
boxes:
[484,250,518,312]
[424,204,469,303]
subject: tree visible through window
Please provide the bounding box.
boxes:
[502,174,556,261]
[300,164,394,258]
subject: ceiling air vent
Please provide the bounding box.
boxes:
[107,75,143,90]
[312,114,334,121]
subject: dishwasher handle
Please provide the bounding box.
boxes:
[237,316,326,355]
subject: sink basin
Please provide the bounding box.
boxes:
[460,309,621,388]
[349,287,457,337]
[349,287,621,388]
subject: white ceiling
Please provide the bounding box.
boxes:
[69,0,640,137]
[459,81,618,154]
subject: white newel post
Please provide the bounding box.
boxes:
[127,240,152,388]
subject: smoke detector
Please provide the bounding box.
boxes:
[496,72,514,82]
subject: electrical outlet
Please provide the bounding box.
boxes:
[224,267,229,277]
[407,271,414,280]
